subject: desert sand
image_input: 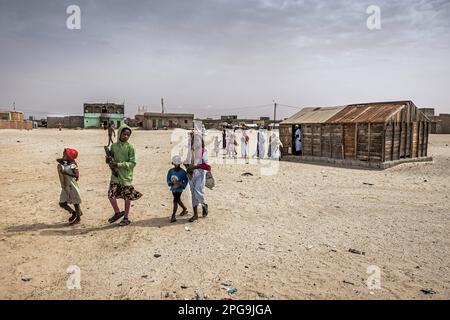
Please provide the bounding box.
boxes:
[0,128,449,300]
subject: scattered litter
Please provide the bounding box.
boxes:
[165,292,170,298]
[226,287,238,294]
[348,248,366,255]
[184,226,190,231]
[16,140,21,143]
[237,180,243,183]
[363,182,374,186]
[330,249,337,253]
[241,172,253,176]
[181,285,188,289]
[195,290,201,300]
[221,282,232,287]
[369,291,375,295]
[343,280,355,285]
[117,283,122,287]
[305,245,313,250]
[420,288,436,295]
[21,276,32,282]
[154,254,161,258]
[141,275,148,278]
[423,179,428,182]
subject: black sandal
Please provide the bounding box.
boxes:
[180,209,188,216]
[202,204,209,217]
[188,216,198,223]
[118,218,131,227]
[170,216,177,223]
[69,214,80,225]
[108,211,125,224]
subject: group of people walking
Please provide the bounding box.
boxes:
[57,124,210,226]
[213,127,283,160]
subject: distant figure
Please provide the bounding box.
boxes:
[222,129,226,149]
[241,129,249,161]
[58,122,62,131]
[213,136,221,157]
[270,132,283,160]
[232,128,238,158]
[226,129,234,158]
[268,129,272,158]
[57,148,82,225]
[294,125,302,155]
[167,155,189,223]
[255,127,266,159]
[107,121,116,147]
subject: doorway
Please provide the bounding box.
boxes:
[292,125,302,155]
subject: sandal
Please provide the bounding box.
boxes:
[188,216,199,223]
[180,209,188,216]
[68,212,78,223]
[202,204,209,217]
[69,214,80,225]
[108,211,125,224]
[118,218,131,227]
[170,216,177,223]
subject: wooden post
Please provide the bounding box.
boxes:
[368,123,371,162]
[354,123,358,159]
[382,123,386,162]
[391,121,395,160]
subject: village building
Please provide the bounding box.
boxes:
[83,103,124,129]
[142,112,194,130]
[419,108,450,134]
[47,115,84,129]
[280,101,432,169]
[0,110,33,129]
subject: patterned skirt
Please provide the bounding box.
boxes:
[108,182,142,201]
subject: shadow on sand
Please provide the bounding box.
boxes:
[4,216,197,237]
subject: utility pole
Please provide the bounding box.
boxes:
[273,100,277,129]
[161,97,165,114]
[13,101,15,111]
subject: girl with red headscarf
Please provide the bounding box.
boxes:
[57,148,82,225]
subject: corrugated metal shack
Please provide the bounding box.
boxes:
[280,101,432,169]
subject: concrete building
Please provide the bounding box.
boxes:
[419,108,450,134]
[0,110,32,129]
[142,112,194,130]
[83,103,124,129]
[47,116,84,129]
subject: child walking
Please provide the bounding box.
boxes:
[106,124,142,227]
[57,148,82,225]
[166,155,189,223]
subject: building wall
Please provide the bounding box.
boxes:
[438,114,450,134]
[47,117,65,128]
[0,112,11,120]
[143,116,193,130]
[84,113,124,128]
[0,120,32,129]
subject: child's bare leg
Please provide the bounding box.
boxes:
[59,202,75,214]
[124,200,131,219]
[109,198,120,214]
[171,200,178,222]
[189,206,199,222]
[108,197,124,223]
[178,200,188,216]
[69,204,81,225]
[118,200,131,226]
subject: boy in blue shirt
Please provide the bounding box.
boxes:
[167,155,189,222]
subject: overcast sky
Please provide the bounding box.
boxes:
[0,0,449,119]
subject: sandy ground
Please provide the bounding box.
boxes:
[0,128,449,300]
